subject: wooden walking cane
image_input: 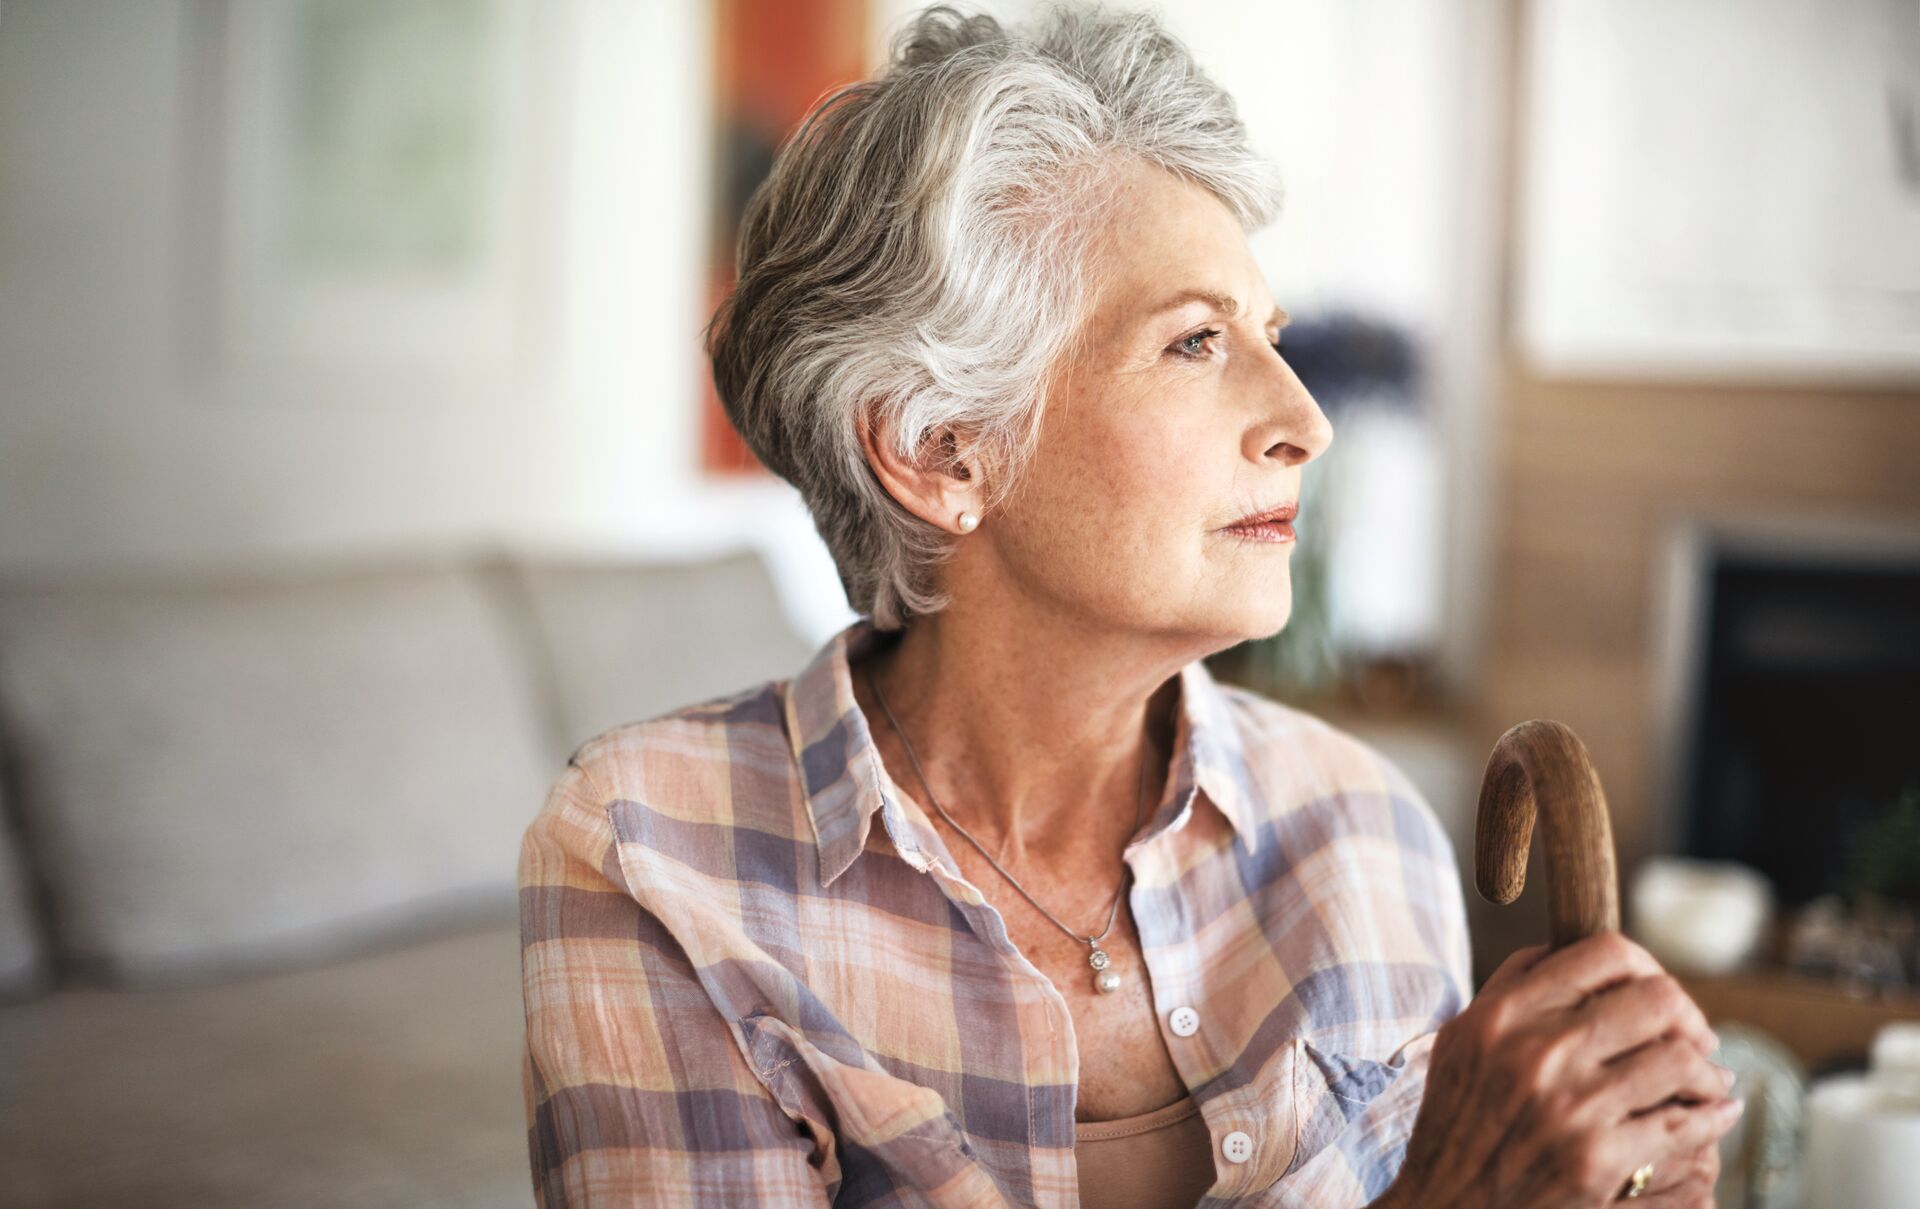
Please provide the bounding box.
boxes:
[1474,719,1621,947]
[1477,726,1689,1203]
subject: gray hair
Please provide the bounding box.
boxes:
[704,2,1283,631]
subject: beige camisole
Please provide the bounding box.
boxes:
[1073,1094,1217,1209]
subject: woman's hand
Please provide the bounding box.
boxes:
[1374,932,1742,1209]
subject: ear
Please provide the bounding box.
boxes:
[855,405,984,534]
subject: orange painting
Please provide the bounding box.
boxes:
[700,0,868,476]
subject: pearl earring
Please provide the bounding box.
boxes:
[957,511,979,533]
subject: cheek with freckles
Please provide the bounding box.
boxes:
[1001,430,1165,606]
[1013,399,1230,617]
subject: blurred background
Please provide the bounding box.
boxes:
[0,1,1916,1206]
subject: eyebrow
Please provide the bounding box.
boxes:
[1148,287,1291,331]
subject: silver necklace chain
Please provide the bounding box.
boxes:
[864,667,1151,985]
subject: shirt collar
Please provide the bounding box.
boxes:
[784,617,1264,888]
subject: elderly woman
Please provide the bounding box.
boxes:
[518,5,1740,1207]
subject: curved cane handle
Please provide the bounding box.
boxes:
[1474,719,1620,948]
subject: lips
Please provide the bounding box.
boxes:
[1220,501,1299,544]
[1225,502,1298,528]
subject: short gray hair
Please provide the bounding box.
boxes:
[705,2,1282,631]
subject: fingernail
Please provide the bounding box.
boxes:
[1720,1096,1746,1118]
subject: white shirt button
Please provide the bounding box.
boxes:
[1168,1006,1200,1037]
[1222,1130,1254,1164]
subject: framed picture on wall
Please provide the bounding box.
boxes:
[1517,0,1920,386]
[180,0,547,398]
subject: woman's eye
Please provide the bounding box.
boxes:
[1174,328,1222,358]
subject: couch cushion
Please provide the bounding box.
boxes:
[0,919,528,1208]
[506,548,817,757]
[0,559,554,983]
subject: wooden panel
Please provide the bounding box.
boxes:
[1500,372,1920,508]
[1497,473,1674,564]
[1482,350,1920,879]
[1488,546,1652,658]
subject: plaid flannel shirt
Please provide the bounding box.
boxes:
[519,617,1471,1207]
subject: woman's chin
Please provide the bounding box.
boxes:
[1193,588,1292,644]
[1244,607,1293,645]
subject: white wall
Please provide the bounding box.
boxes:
[0,0,855,641]
[0,1,523,566]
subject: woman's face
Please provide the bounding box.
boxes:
[986,161,1334,647]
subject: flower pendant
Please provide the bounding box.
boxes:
[1089,945,1121,994]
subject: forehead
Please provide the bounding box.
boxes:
[1081,163,1273,336]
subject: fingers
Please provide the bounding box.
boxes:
[1608,1096,1743,1193]
[1629,1140,1721,1206]
[1591,1035,1733,1118]
[1510,932,1665,1014]
[1572,973,1720,1060]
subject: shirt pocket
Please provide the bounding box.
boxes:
[737,1010,1014,1208]
[1286,1029,1432,1180]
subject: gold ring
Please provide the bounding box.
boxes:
[1621,1162,1655,1199]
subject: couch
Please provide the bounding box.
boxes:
[0,546,818,1208]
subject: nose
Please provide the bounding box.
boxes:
[1249,355,1334,467]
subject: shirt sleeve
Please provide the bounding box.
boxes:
[517,755,834,1208]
